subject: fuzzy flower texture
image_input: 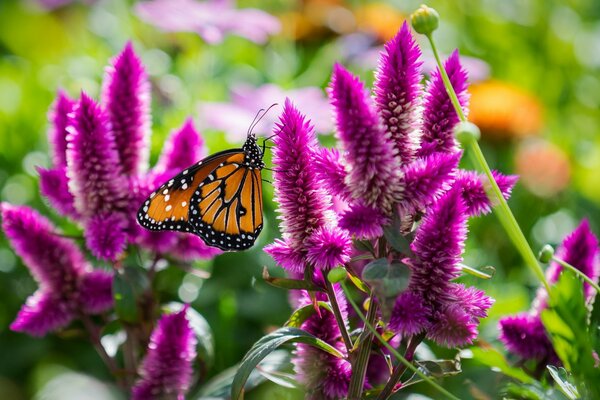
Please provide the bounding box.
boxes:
[265,23,518,397]
[3,43,219,338]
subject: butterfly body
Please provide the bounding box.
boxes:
[137,135,264,251]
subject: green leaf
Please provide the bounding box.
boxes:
[547,366,579,400]
[164,302,214,372]
[262,267,324,292]
[353,239,375,255]
[113,265,149,323]
[459,264,495,279]
[347,270,370,293]
[383,223,413,256]
[466,346,533,384]
[401,359,462,388]
[231,327,344,400]
[361,258,410,319]
[284,301,333,328]
[195,350,292,399]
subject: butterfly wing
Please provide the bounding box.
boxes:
[189,156,263,250]
[137,149,241,233]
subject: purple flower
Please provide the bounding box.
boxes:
[154,118,206,174]
[49,91,75,168]
[200,84,333,142]
[264,100,338,273]
[456,170,518,217]
[135,0,280,45]
[37,167,78,218]
[2,203,113,337]
[102,42,151,176]
[294,288,352,399]
[373,22,423,165]
[338,203,387,240]
[66,92,127,217]
[499,220,599,362]
[132,306,197,400]
[84,213,129,261]
[329,63,401,210]
[313,148,351,201]
[389,291,429,337]
[305,226,352,270]
[418,50,469,157]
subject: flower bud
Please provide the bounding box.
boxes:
[538,244,555,263]
[327,267,347,283]
[454,121,481,145]
[410,5,439,35]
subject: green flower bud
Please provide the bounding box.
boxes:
[454,121,481,145]
[410,4,440,35]
[538,245,555,264]
[327,267,347,283]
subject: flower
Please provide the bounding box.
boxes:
[135,0,280,45]
[264,100,347,273]
[373,22,422,166]
[2,203,113,337]
[199,83,333,142]
[498,220,599,362]
[456,170,518,217]
[468,80,542,140]
[418,50,469,157]
[293,288,353,399]
[515,139,570,198]
[101,41,151,176]
[132,306,197,400]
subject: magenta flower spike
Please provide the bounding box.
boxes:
[456,170,518,217]
[294,288,353,399]
[418,50,469,157]
[66,92,127,217]
[499,220,599,362]
[37,166,78,218]
[132,306,197,400]
[373,22,423,165]
[154,117,207,174]
[1,203,113,337]
[313,147,351,201]
[102,42,151,176]
[329,64,401,211]
[49,90,75,168]
[338,203,388,240]
[264,100,338,273]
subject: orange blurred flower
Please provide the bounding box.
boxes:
[353,3,405,42]
[515,139,571,197]
[469,80,543,140]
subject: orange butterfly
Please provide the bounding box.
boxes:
[137,114,269,251]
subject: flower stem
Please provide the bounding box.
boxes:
[552,256,600,294]
[347,293,378,399]
[377,332,426,400]
[80,313,126,389]
[341,282,459,400]
[323,274,353,351]
[424,33,551,294]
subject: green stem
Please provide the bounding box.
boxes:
[425,33,551,294]
[377,332,426,400]
[347,294,378,399]
[324,276,353,351]
[552,256,600,294]
[341,283,459,400]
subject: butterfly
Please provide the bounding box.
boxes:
[137,109,274,251]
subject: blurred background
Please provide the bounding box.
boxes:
[0,0,599,398]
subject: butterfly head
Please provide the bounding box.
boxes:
[242,135,264,169]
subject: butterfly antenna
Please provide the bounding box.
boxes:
[248,103,279,138]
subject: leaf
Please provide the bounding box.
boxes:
[284,301,333,328]
[195,350,292,399]
[164,302,214,372]
[466,345,533,384]
[231,327,344,400]
[113,265,149,323]
[262,267,324,292]
[401,358,462,388]
[459,264,495,279]
[547,366,579,400]
[347,270,370,293]
[362,258,410,319]
[383,223,413,256]
[353,238,375,255]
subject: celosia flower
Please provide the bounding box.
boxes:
[154,117,207,174]
[329,63,401,210]
[135,0,280,45]
[373,22,422,165]
[2,203,113,337]
[200,83,333,142]
[265,100,350,273]
[418,50,469,157]
[456,170,518,217]
[132,306,197,400]
[294,288,353,399]
[390,189,493,346]
[498,220,599,362]
[102,41,151,176]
